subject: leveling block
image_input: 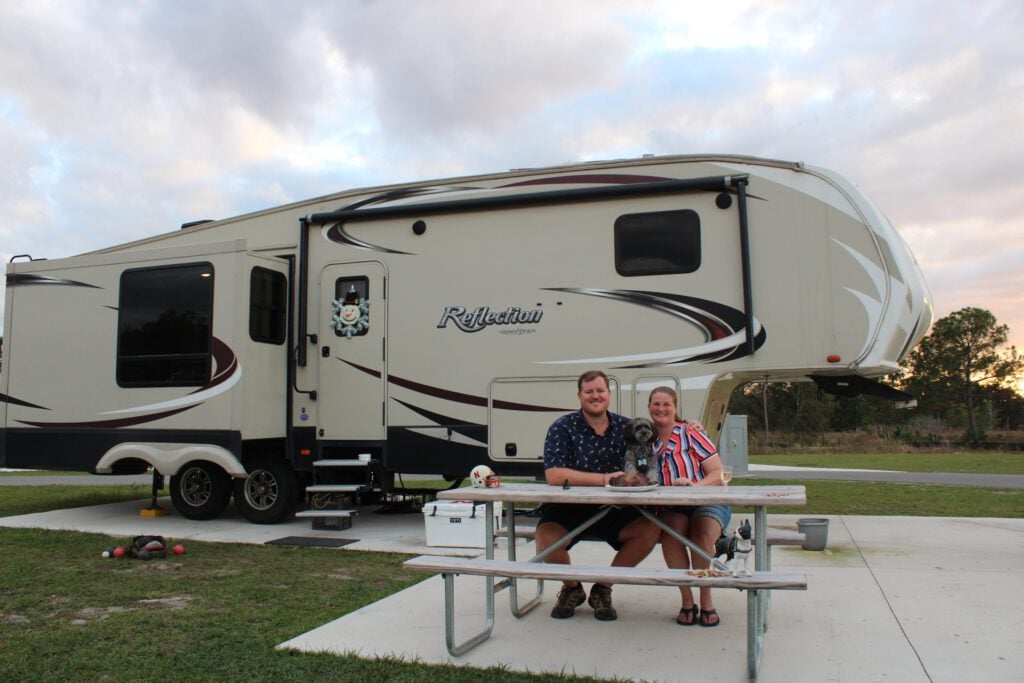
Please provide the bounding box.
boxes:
[140,506,168,518]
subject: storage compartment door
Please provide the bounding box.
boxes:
[488,377,617,462]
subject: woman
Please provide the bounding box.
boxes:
[648,386,730,627]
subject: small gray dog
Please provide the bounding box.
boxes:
[622,417,658,483]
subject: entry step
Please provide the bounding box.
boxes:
[306,484,365,493]
[295,510,357,519]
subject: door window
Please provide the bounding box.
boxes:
[331,276,369,338]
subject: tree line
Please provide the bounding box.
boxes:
[728,307,1024,443]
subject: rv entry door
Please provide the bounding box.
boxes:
[317,262,386,441]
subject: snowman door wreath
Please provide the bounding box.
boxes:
[331,285,369,338]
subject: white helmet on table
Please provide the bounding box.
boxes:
[470,464,501,488]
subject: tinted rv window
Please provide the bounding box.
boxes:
[117,263,214,387]
[249,267,287,344]
[333,277,369,338]
[614,209,700,276]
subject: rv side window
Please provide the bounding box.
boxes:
[614,209,701,276]
[332,277,369,338]
[117,263,214,387]
[249,267,287,344]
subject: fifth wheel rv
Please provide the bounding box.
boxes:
[0,155,932,525]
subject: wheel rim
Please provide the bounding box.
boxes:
[243,470,279,511]
[180,466,213,506]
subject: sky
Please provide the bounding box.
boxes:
[1,0,1022,359]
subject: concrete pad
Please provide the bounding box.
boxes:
[277,514,1024,682]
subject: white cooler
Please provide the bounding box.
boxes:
[422,500,504,548]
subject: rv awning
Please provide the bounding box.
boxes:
[810,375,915,404]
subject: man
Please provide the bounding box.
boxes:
[535,370,661,621]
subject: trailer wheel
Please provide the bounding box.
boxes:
[233,456,298,524]
[169,461,233,520]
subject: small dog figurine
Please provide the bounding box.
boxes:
[714,519,753,576]
[622,417,658,482]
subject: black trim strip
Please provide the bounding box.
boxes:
[297,218,310,368]
[306,175,742,225]
[736,178,755,355]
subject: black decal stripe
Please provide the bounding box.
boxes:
[391,398,487,443]
[714,327,768,363]
[0,393,50,410]
[338,185,484,211]
[15,404,199,429]
[324,223,414,254]
[544,287,766,367]
[6,273,102,288]
[338,359,571,412]
[188,337,238,395]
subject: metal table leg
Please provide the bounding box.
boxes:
[503,504,543,617]
[442,571,494,656]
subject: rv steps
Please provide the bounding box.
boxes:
[306,484,365,493]
[303,456,372,530]
[294,510,356,519]
[295,508,358,531]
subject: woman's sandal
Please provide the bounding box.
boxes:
[675,605,699,626]
[699,608,720,627]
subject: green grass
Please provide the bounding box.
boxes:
[0,527,595,682]
[749,451,1024,474]
[0,485,153,517]
[0,469,90,477]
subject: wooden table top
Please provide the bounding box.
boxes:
[436,482,806,507]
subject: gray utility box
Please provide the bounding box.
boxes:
[718,414,749,475]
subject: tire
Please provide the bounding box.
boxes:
[169,461,233,520]
[233,455,299,524]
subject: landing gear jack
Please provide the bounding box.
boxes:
[140,469,168,518]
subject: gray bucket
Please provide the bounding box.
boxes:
[797,518,830,551]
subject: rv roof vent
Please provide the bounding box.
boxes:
[181,219,215,230]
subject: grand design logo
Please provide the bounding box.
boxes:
[437,306,543,333]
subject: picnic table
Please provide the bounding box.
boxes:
[405,482,807,682]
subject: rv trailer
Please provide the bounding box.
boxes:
[0,155,932,524]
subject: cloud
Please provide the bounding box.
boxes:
[0,0,1022,353]
[316,1,633,143]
